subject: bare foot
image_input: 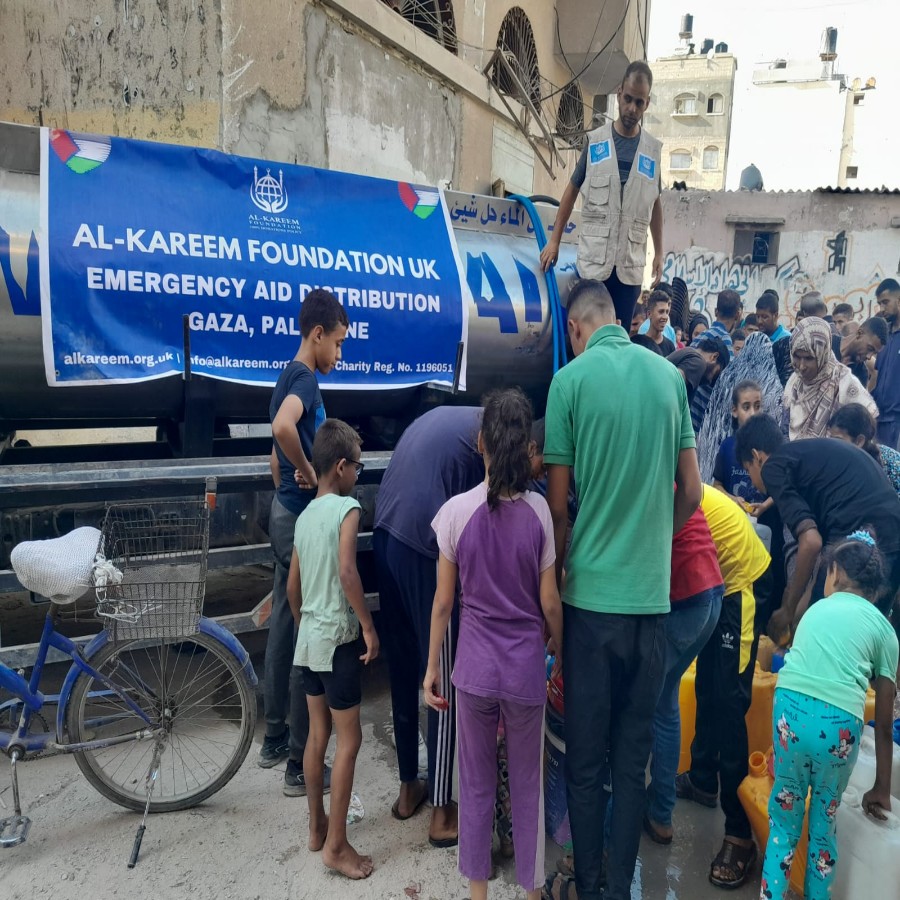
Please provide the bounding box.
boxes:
[308,815,328,852]
[323,840,374,880]
[429,801,458,845]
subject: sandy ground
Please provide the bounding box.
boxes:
[0,654,789,900]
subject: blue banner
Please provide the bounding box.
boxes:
[40,129,467,389]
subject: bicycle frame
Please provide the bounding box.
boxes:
[0,610,156,755]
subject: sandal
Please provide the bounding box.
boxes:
[555,854,575,879]
[543,873,578,900]
[674,772,718,809]
[642,813,673,845]
[391,779,428,821]
[708,839,757,889]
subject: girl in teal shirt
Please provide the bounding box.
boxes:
[759,530,898,900]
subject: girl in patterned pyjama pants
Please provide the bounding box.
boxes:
[759,531,898,900]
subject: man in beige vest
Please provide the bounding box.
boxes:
[540,61,663,330]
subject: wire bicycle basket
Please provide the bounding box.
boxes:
[94,480,216,642]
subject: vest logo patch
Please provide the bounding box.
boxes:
[589,141,611,165]
[637,154,656,180]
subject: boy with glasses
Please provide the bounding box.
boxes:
[288,418,379,880]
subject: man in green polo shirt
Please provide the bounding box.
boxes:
[545,279,701,900]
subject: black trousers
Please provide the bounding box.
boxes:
[603,267,642,330]
[563,605,667,900]
[689,589,759,840]
[373,528,458,806]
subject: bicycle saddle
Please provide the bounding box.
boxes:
[10,527,102,604]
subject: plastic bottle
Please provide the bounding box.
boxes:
[737,749,810,896]
[346,792,365,825]
[679,660,778,772]
[846,725,900,799]
[832,786,900,898]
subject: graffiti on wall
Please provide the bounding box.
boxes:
[662,249,885,324]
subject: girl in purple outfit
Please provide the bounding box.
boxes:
[424,388,564,900]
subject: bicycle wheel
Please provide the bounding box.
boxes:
[66,632,255,812]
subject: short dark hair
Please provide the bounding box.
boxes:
[829,403,881,464]
[876,277,900,296]
[697,334,730,369]
[755,293,779,315]
[832,302,854,318]
[716,289,742,319]
[762,288,780,302]
[744,313,759,327]
[799,290,827,317]
[632,303,647,319]
[822,530,887,603]
[567,279,616,323]
[732,329,746,343]
[631,334,664,354]
[655,282,675,298]
[622,60,653,89]
[647,289,670,310]
[300,288,349,338]
[311,418,361,477]
[735,414,784,466]
[732,379,761,407]
[860,315,889,345]
[531,417,546,451]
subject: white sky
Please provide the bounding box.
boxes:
[646,0,900,187]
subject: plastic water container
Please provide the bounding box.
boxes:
[832,786,900,899]
[544,721,572,849]
[738,750,810,896]
[678,660,778,773]
[846,725,900,799]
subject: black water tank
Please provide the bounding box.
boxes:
[701,38,714,55]
[823,26,838,56]
[715,42,728,53]
[739,163,764,191]
[680,13,694,36]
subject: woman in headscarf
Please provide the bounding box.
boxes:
[698,331,787,631]
[687,313,710,344]
[783,316,878,440]
[698,331,783,483]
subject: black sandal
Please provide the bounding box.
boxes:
[543,873,578,900]
[674,772,719,809]
[708,839,757,890]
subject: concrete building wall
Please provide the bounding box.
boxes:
[0,1,645,199]
[659,188,900,325]
[643,54,736,191]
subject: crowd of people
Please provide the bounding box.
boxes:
[255,271,899,900]
[250,59,900,900]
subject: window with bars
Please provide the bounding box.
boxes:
[670,150,692,170]
[556,80,586,148]
[491,6,542,107]
[381,0,458,54]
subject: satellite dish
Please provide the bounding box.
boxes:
[707,48,716,60]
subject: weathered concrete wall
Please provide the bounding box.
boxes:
[659,188,900,324]
[0,0,613,195]
[0,0,221,145]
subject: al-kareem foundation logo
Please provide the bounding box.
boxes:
[248,165,301,234]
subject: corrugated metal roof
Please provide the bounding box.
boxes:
[816,185,900,195]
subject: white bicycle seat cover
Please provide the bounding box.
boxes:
[10,527,102,604]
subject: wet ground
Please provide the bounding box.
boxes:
[0,641,793,900]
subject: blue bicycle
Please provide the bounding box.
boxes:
[0,482,258,864]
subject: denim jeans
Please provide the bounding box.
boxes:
[646,585,723,826]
